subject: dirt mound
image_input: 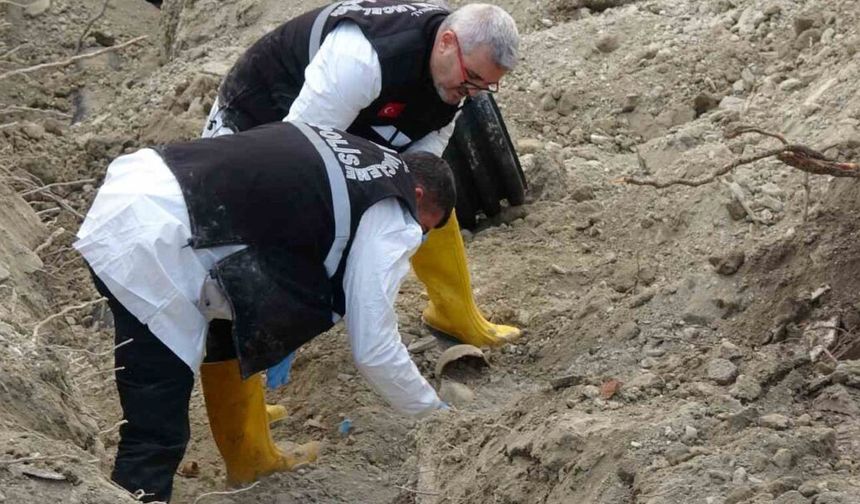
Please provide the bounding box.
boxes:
[2,0,860,502]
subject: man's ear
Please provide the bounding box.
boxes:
[414,186,425,203]
[438,29,456,51]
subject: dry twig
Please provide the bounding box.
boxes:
[0,453,98,465]
[0,43,28,60]
[0,105,71,119]
[615,127,860,189]
[0,35,147,81]
[192,481,261,504]
[31,297,106,342]
[20,177,95,196]
[76,0,111,54]
[33,227,65,255]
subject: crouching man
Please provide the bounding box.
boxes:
[74,121,454,502]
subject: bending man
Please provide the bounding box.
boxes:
[203,0,521,348]
[75,121,455,502]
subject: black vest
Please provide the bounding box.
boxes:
[218,0,459,152]
[159,122,418,377]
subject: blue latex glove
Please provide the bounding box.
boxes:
[265,352,296,389]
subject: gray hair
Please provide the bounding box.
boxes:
[440,3,519,70]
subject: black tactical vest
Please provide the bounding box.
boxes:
[218,0,459,152]
[159,121,418,377]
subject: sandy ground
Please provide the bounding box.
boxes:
[1,0,860,503]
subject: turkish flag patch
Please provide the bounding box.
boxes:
[378,102,406,119]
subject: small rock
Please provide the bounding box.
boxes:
[796,413,812,426]
[719,339,743,360]
[0,264,9,284]
[759,413,792,430]
[780,78,804,92]
[629,289,655,308]
[797,482,820,497]
[439,380,476,407]
[621,94,639,113]
[337,373,353,382]
[774,490,809,504]
[618,321,641,340]
[730,374,762,401]
[708,250,745,275]
[570,185,595,202]
[665,443,694,465]
[765,477,802,496]
[517,138,543,154]
[24,0,49,16]
[599,379,622,399]
[707,358,739,385]
[773,448,794,469]
[694,93,720,116]
[726,198,747,221]
[793,16,819,36]
[719,96,745,113]
[763,4,781,17]
[21,121,45,140]
[733,467,748,484]
[725,485,755,504]
[557,91,578,116]
[682,425,698,443]
[540,94,557,112]
[90,30,116,47]
[581,385,600,398]
[595,33,620,53]
[627,372,661,390]
[795,29,822,49]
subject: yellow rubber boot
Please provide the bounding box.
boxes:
[200,360,319,486]
[411,211,520,347]
[266,404,287,424]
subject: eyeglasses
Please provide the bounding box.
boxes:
[452,33,499,94]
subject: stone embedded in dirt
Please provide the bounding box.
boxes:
[780,78,805,92]
[621,94,639,113]
[795,29,822,49]
[773,448,795,469]
[682,425,698,443]
[708,250,745,275]
[540,94,557,112]
[732,466,748,484]
[730,374,762,401]
[774,490,809,504]
[599,378,622,399]
[617,321,640,340]
[725,485,755,504]
[759,413,792,430]
[793,15,820,36]
[439,380,476,407]
[570,184,595,202]
[517,138,543,154]
[557,91,578,116]
[719,96,745,113]
[707,358,738,385]
[21,122,45,140]
[629,289,655,308]
[627,372,661,391]
[798,482,821,497]
[693,92,720,116]
[719,339,743,360]
[595,33,620,53]
[664,443,693,465]
[91,30,116,47]
[726,198,747,221]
